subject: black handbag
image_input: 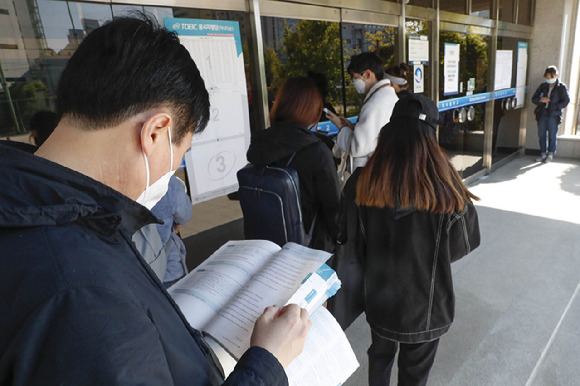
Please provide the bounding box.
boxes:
[326,242,365,330]
[326,176,366,330]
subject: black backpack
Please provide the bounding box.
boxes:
[237,154,314,247]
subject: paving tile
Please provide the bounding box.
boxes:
[531,327,580,386]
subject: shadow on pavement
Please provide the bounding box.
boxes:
[183,218,244,271]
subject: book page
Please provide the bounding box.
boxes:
[169,240,280,330]
[205,242,331,359]
[286,307,360,386]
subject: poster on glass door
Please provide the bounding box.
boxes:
[165,18,250,204]
[494,50,513,91]
[515,42,528,108]
[444,43,460,96]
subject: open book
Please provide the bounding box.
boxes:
[169,240,359,385]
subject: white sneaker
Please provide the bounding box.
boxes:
[545,153,553,162]
[536,153,547,162]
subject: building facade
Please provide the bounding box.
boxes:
[1,0,580,176]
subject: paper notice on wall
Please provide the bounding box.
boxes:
[408,35,429,65]
[165,18,250,204]
[494,50,513,91]
[515,42,528,108]
[444,43,460,96]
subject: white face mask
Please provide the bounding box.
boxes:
[353,78,366,94]
[136,125,175,210]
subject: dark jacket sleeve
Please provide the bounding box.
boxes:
[531,84,544,106]
[223,347,288,386]
[447,203,481,263]
[555,83,570,110]
[9,286,177,385]
[7,284,288,386]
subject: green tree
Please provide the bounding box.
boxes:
[279,20,343,108]
[264,47,282,91]
[365,27,396,68]
[10,80,49,128]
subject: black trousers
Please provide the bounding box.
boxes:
[368,331,440,386]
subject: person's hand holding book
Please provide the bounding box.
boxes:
[251,304,311,369]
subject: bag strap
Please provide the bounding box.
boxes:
[338,139,353,174]
[307,212,317,238]
[286,152,297,167]
[360,83,390,110]
[281,150,318,242]
[339,150,353,174]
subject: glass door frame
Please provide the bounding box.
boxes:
[25,0,534,178]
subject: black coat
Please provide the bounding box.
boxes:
[0,143,287,386]
[247,122,340,252]
[531,79,570,122]
[339,169,480,343]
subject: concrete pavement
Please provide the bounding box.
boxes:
[343,156,580,386]
[181,155,580,385]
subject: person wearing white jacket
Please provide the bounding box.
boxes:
[327,53,398,169]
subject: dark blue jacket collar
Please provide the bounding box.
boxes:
[0,143,159,234]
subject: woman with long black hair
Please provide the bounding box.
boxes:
[339,94,480,385]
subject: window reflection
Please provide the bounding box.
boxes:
[407,0,433,8]
[499,0,515,23]
[440,0,465,14]
[0,3,258,136]
[1,0,113,135]
[518,0,533,26]
[262,17,343,117]
[470,0,493,19]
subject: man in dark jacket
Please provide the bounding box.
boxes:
[531,65,570,162]
[0,16,310,385]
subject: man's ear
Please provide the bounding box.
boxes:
[140,113,172,158]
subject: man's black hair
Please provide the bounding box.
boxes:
[56,15,210,144]
[346,53,385,81]
[544,65,558,77]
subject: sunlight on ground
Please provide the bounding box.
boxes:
[468,158,580,225]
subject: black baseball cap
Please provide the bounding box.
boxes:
[390,94,440,129]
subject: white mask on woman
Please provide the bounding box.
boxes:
[136,125,175,210]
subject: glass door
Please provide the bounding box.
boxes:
[492,36,529,164]
[405,18,432,99]
[438,29,490,178]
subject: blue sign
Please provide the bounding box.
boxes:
[414,67,423,83]
[165,18,243,56]
[314,116,357,136]
[438,88,516,112]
